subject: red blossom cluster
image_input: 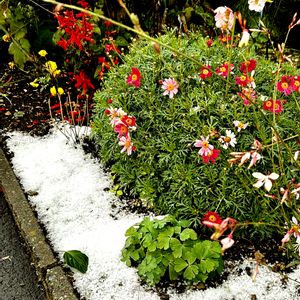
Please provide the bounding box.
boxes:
[105,107,137,155]
[276,75,300,96]
[262,99,284,114]
[55,0,94,51]
[126,67,141,88]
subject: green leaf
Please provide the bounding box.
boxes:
[63,250,89,273]
[179,228,197,241]
[157,235,170,250]
[8,42,26,68]
[183,265,198,280]
[14,28,27,40]
[199,258,217,274]
[174,258,188,272]
[170,238,183,258]
[169,264,178,281]
[130,250,140,261]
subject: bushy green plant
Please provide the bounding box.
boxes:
[0,1,39,68]
[121,215,223,285]
[92,28,300,240]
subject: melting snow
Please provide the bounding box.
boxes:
[5,127,300,300]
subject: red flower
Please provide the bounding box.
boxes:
[199,66,212,79]
[206,38,213,48]
[121,115,136,128]
[126,67,141,88]
[235,75,250,87]
[219,34,232,44]
[291,75,300,92]
[114,123,129,138]
[202,148,220,164]
[239,59,257,74]
[263,99,283,114]
[216,62,234,78]
[74,71,95,95]
[202,211,222,227]
[276,75,293,96]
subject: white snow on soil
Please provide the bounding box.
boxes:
[5,127,300,300]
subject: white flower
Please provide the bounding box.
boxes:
[219,130,237,149]
[291,184,300,199]
[248,0,266,12]
[252,172,279,192]
[294,150,299,161]
[238,29,250,47]
[233,120,248,132]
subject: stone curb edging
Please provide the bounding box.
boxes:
[0,148,78,300]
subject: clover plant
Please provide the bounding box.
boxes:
[121,215,223,286]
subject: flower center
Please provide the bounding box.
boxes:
[131,74,137,81]
[220,67,226,72]
[121,126,128,133]
[124,140,131,148]
[224,136,231,143]
[281,82,288,89]
[266,100,273,107]
[295,81,299,86]
[274,103,279,110]
[238,123,244,128]
[203,69,209,75]
[167,83,174,91]
[240,75,246,81]
[209,215,217,222]
[202,141,209,148]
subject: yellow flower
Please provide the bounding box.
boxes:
[8,62,15,69]
[30,79,39,88]
[57,87,64,95]
[45,61,61,77]
[2,34,10,42]
[38,49,48,57]
[50,86,57,96]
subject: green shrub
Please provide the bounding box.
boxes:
[92,31,300,238]
[121,215,223,286]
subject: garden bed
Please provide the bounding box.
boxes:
[4,127,300,300]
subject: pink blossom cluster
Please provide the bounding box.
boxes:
[202,211,237,254]
[105,107,137,155]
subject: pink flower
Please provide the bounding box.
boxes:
[221,234,235,253]
[281,217,300,247]
[214,6,234,31]
[120,115,136,129]
[119,136,136,155]
[162,78,179,98]
[194,136,214,156]
[126,67,141,88]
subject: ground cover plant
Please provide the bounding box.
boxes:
[92,3,300,274]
